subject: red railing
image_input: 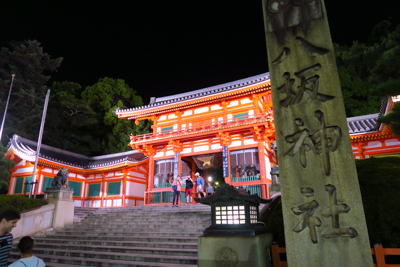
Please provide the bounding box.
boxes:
[131,111,273,143]
[271,243,400,267]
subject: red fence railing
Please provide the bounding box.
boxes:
[131,111,273,143]
[271,243,400,267]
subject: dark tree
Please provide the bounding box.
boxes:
[0,40,62,145]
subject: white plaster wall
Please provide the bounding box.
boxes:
[93,200,101,208]
[194,145,210,152]
[385,138,400,146]
[14,167,33,174]
[106,172,114,177]
[194,107,209,114]
[129,171,146,179]
[125,199,135,207]
[211,144,222,150]
[139,166,147,172]
[84,201,91,207]
[74,200,82,207]
[96,174,102,178]
[211,105,222,111]
[227,114,233,120]
[126,181,146,197]
[43,168,53,173]
[241,98,252,104]
[230,141,242,147]
[166,150,174,156]
[77,174,85,179]
[155,152,164,158]
[137,200,144,206]
[169,113,177,119]
[228,101,239,107]
[183,110,193,116]
[364,141,382,149]
[105,199,112,207]
[249,110,254,116]
[159,115,167,121]
[114,199,122,206]
[264,155,272,181]
[88,175,95,179]
[182,148,192,154]
[244,139,258,145]
[68,173,76,178]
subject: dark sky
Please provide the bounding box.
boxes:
[1,0,400,104]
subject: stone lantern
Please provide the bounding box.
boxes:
[195,183,273,266]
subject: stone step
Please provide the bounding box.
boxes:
[74,219,211,224]
[33,237,198,249]
[36,234,198,243]
[56,224,208,231]
[15,243,197,257]
[47,230,204,237]
[84,211,211,218]
[9,248,197,265]
[8,252,197,267]
[79,217,211,222]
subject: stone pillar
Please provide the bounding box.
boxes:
[270,166,280,195]
[45,188,74,229]
[262,1,373,266]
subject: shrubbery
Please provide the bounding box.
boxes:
[263,157,400,248]
[0,195,48,214]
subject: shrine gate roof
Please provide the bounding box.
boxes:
[115,72,270,116]
[347,113,380,135]
[7,134,147,170]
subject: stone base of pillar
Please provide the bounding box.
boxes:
[44,188,74,229]
[198,233,273,267]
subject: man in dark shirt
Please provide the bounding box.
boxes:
[184,175,194,204]
[0,210,20,267]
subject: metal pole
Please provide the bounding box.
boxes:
[29,89,51,198]
[0,74,15,142]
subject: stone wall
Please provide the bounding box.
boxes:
[11,204,55,239]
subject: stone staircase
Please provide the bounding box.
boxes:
[9,204,211,266]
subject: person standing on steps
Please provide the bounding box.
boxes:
[172,175,182,207]
[206,182,214,196]
[195,172,205,198]
[8,236,45,267]
[184,175,194,204]
[0,210,20,267]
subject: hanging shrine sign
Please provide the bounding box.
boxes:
[222,146,229,178]
[262,1,373,266]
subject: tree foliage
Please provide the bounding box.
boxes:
[81,77,151,155]
[378,102,400,136]
[335,21,400,117]
[0,40,63,144]
[0,144,15,193]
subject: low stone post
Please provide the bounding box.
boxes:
[196,184,273,267]
[44,188,74,229]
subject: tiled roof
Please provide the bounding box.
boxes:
[8,135,147,169]
[115,72,270,114]
[347,113,379,135]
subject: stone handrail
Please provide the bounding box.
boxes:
[11,204,55,239]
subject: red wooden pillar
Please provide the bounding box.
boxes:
[258,140,268,199]
[148,155,154,191]
[7,173,14,195]
[374,244,386,267]
[101,173,106,207]
[122,168,128,207]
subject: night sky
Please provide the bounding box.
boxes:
[1,0,399,104]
